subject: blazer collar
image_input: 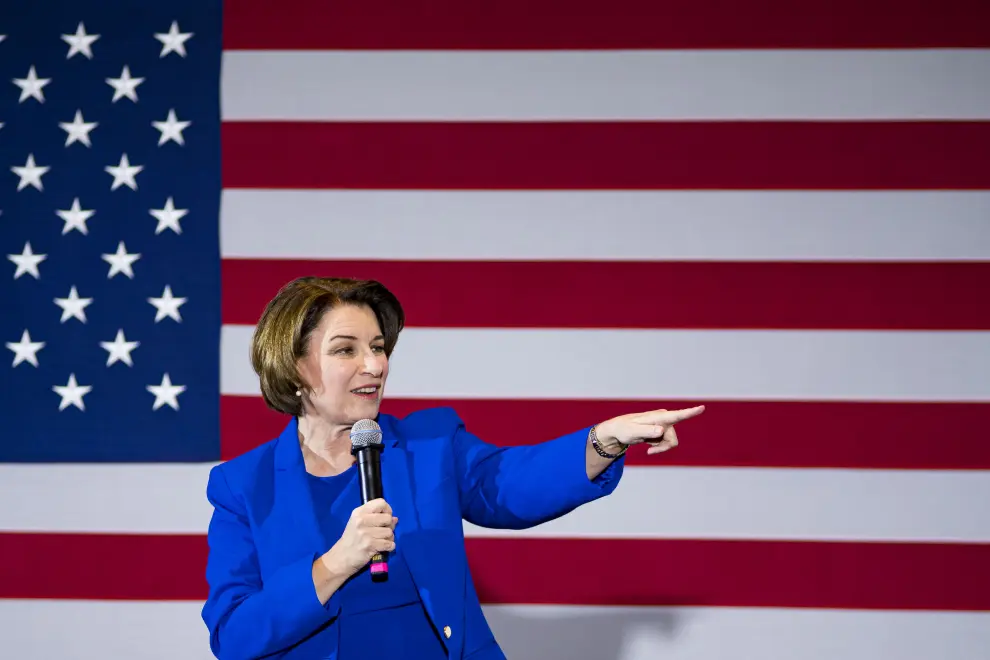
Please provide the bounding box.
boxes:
[274,416,303,471]
[375,412,401,448]
[275,413,398,470]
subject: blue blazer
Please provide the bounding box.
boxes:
[201,406,626,659]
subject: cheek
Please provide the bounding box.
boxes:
[322,361,352,390]
[312,364,350,410]
[308,358,340,394]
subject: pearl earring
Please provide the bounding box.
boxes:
[295,389,301,396]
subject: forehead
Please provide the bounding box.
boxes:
[312,304,381,342]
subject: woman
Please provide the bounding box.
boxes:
[201,276,705,659]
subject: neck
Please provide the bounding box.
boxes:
[297,414,355,477]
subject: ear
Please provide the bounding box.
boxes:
[294,356,316,397]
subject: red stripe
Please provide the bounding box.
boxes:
[466,538,990,610]
[222,122,990,191]
[223,0,990,49]
[221,259,990,331]
[4,533,987,610]
[0,533,207,601]
[220,395,990,470]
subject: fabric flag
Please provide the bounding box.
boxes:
[2,1,989,658]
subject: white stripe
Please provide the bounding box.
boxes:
[464,467,990,543]
[220,189,990,262]
[0,463,215,534]
[484,606,990,660]
[3,464,987,542]
[2,600,988,660]
[221,49,990,120]
[221,325,990,402]
[0,600,213,660]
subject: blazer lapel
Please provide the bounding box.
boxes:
[272,418,328,558]
[380,422,420,539]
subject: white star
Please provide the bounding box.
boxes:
[105,153,143,190]
[59,109,98,147]
[105,65,144,103]
[148,373,186,410]
[62,22,100,59]
[100,329,140,367]
[6,330,45,367]
[13,65,51,103]
[101,241,140,279]
[149,197,188,234]
[11,153,50,191]
[155,21,193,58]
[53,374,92,411]
[8,242,47,279]
[148,285,187,322]
[56,197,96,235]
[54,286,93,323]
[152,108,191,146]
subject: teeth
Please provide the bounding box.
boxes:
[353,387,377,394]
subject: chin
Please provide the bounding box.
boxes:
[350,400,381,419]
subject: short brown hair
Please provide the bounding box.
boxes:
[250,276,405,416]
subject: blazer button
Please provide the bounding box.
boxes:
[443,626,452,639]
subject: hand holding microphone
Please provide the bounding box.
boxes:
[325,498,397,578]
[324,419,394,582]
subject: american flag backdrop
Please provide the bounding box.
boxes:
[2,1,990,658]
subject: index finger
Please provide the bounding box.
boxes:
[646,405,706,426]
[362,498,392,515]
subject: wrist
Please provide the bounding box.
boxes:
[318,547,349,583]
[312,546,350,606]
[589,423,626,458]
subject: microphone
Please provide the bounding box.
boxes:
[350,419,388,582]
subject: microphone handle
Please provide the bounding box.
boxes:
[355,446,389,582]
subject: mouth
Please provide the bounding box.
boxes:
[350,385,380,400]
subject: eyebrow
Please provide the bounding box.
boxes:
[328,334,384,343]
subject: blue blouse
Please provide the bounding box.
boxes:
[307,465,448,659]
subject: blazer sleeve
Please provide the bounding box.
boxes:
[444,408,626,529]
[200,464,342,659]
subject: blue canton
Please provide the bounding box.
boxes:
[0,1,222,462]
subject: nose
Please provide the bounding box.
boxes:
[362,351,383,377]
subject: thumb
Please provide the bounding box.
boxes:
[639,423,665,440]
[619,423,665,445]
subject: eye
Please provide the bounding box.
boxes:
[372,345,385,354]
[332,347,353,356]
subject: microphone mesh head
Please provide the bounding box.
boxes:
[350,419,383,450]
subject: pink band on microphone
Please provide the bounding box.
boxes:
[370,562,388,574]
